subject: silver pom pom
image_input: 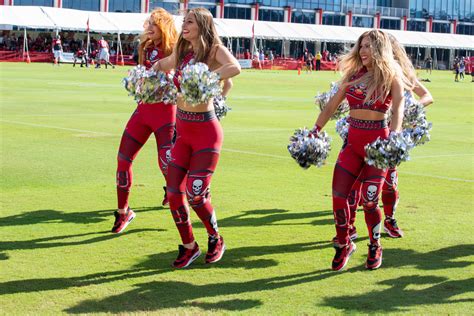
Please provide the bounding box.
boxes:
[180,62,222,106]
[315,82,349,120]
[123,65,177,104]
[288,127,332,169]
[213,95,231,120]
[335,116,350,141]
[365,132,414,170]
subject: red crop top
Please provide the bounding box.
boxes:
[173,51,195,91]
[345,67,392,114]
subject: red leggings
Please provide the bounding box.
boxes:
[116,102,176,209]
[167,109,223,244]
[332,119,389,246]
[348,168,399,226]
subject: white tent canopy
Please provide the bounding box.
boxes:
[0,5,473,50]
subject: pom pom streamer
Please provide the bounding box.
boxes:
[123,65,177,104]
[365,132,414,170]
[335,116,349,141]
[288,128,332,169]
[315,82,349,120]
[213,95,231,120]
[180,62,222,106]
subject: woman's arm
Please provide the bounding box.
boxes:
[314,84,347,130]
[212,45,241,79]
[412,79,434,107]
[221,78,233,97]
[390,77,405,133]
[152,50,177,72]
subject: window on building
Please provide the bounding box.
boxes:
[62,0,100,11]
[352,16,373,28]
[109,0,140,12]
[380,18,400,30]
[149,1,179,15]
[322,13,345,25]
[14,0,53,5]
[407,20,426,32]
[457,24,474,35]
[188,3,216,17]
[224,6,251,20]
[432,22,450,33]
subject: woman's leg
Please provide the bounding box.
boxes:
[358,164,387,269]
[382,167,403,238]
[150,103,177,206]
[113,107,152,233]
[116,108,152,210]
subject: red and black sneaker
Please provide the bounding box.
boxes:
[366,243,383,270]
[161,186,169,207]
[173,243,201,268]
[111,208,136,234]
[205,235,226,264]
[331,225,358,244]
[384,217,404,238]
[331,241,356,271]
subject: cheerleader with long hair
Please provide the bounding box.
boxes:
[345,35,434,240]
[313,30,411,271]
[112,8,178,234]
[153,8,241,268]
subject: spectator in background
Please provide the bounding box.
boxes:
[52,35,63,66]
[73,45,88,68]
[459,57,465,81]
[259,49,265,62]
[425,56,432,74]
[244,49,250,60]
[315,51,322,71]
[96,36,115,69]
[269,50,274,67]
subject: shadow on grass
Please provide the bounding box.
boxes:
[0,206,165,259]
[0,206,163,227]
[0,240,332,297]
[218,209,334,227]
[319,244,474,312]
[0,228,165,252]
[1,243,472,313]
[321,275,474,312]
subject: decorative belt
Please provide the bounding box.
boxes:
[177,108,216,122]
[348,117,387,129]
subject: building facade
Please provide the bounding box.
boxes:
[3,0,474,35]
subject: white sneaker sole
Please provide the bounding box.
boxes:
[206,244,226,264]
[114,212,136,234]
[383,226,403,238]
[333,242,356,272]
[179,249,202,269]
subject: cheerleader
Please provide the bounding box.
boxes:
[153,8,241,268]
[112,8,178,233]
[313,30,411,271]
[346,35,434,240]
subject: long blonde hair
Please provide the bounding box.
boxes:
[388,34,416,89]
[138,8,177,65]
[175,8,222,67]
[339,30,406,103]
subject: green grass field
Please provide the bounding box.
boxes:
[1,63,473,315]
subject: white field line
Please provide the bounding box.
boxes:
[1,119,473,183]
[0,120,115,136]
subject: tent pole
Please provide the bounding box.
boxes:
[117,32,124,66]
[23,28,30,63]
